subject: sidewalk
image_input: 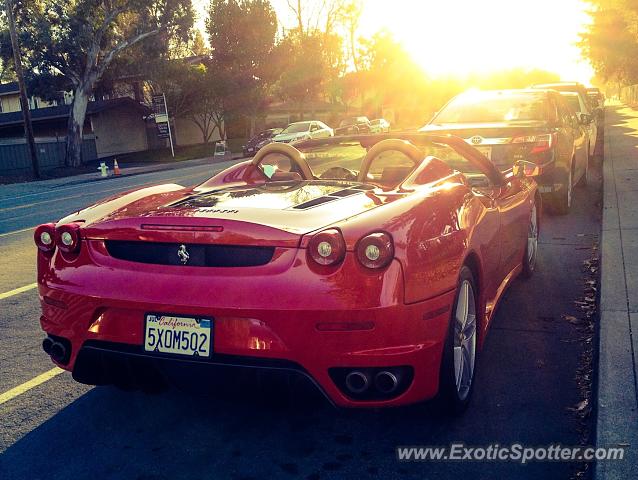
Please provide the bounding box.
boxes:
[596,106,638,479]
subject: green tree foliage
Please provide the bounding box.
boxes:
[273,31,327,118]
[206,0,278,136]
[0,12,15,82]
[148,58,225,143]
[190,30,207,56]
[581,1,638,84]
[18,0,194,166]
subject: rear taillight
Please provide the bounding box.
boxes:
[308,229,346,266]
[55,223,82,254]
[511,133,556,155]
[34,223,56,254]
[356,232,394,269]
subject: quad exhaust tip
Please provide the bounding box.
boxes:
[42,336,68,363]
[330,366,412,399]
[345,371,370,394]
[42,337,54,355]
[374,370,400,394]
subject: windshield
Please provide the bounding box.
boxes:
[339,117,365,127]
[434,92,550,123]
[294,138,488,186]
[281,122,311,134]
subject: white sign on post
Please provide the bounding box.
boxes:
[152,94,174,157]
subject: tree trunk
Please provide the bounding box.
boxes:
[249,115,256,138]
[65,86,89,167]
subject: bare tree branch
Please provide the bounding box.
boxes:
[97,29,160,77]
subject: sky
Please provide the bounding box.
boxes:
[193,0,595,84]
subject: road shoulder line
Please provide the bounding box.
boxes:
[0,283,37,300]
[0,368,64,406]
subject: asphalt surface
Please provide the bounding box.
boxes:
[0,148,602,479]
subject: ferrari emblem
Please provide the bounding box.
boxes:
[177,244,190,265]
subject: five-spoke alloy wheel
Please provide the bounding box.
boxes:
[438,266,479,414]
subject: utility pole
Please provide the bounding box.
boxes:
[5,0,39,178]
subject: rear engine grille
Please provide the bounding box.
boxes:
[105,241,275,267]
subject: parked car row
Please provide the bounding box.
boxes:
[421,81,600,214]
[242,117,392,157]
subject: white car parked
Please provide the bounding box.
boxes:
[272,121,334,144]
[369,118,391,133]
[559,92,598,159]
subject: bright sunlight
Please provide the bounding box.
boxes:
[195,0,594,83]
[359,0,594,82]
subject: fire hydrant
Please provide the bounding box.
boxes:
[98,162,109,178]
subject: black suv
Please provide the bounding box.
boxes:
[242,128,282,157]
[334,116,371,136]
[421,89,590,214]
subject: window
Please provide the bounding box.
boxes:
[557,97,578,127]
[434,92,553,123]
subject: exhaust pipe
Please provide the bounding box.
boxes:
[50,342,67,363]
[374,370,400,394]
[345,371,370,394]
[42,337,54,355]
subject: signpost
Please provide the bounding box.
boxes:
[152,93,175,158]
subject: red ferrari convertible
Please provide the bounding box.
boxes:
[35,134,540,413]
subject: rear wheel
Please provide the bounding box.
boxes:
[551,161,573,215]
[437,266,478,415]
[577,147,590,187]
[521,201,539,278]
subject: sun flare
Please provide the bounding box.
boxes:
[242,0,594,84]
[358,0,594,82]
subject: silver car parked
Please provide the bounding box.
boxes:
[272,121,334,144]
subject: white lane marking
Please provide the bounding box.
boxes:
[0,283,38,300]
[0,368,64,406]
[0,226,33,238]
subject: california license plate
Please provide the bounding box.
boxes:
[476,146,492,160]
[144,314,212,358]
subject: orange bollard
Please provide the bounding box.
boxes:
[113,159,121,176]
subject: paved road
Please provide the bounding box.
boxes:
[0,148,602,479]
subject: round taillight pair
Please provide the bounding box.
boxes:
[308,229,346,266]
[308,229,394,269]
[56,223,82,254]
[356,232,394,269]
[34,223,56,253]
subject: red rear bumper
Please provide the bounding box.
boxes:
[38,243,455,408]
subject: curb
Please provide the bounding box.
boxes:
[595,106,638,479]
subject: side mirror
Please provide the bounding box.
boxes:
[513,160,541,178]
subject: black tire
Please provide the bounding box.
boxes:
[577,147,590,187]
[521,199,539,279]
[437,266,479,415]
[550,160,573,215]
